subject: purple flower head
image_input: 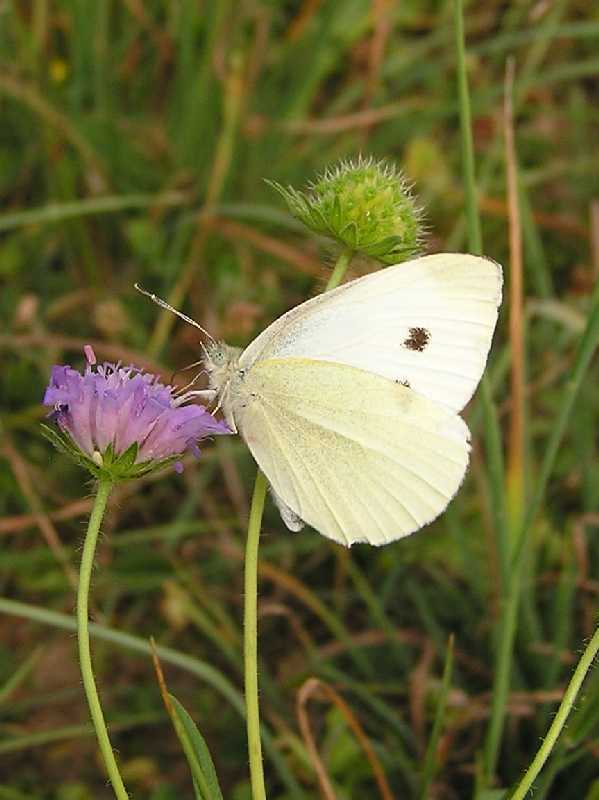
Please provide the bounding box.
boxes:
[42,346,230,480]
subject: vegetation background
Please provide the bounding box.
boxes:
[0,1,598,798]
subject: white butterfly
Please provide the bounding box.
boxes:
[138,253,502,546]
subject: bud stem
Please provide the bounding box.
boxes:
[326,246,355,291]
[77,478,129,800]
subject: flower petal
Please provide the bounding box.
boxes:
[43,348,231,477]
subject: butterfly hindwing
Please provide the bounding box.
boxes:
[234,357,471,546]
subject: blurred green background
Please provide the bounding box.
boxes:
[1,1,598,798]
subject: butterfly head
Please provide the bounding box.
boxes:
[204,341,243,394]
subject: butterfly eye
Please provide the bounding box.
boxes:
[209,350,225,366]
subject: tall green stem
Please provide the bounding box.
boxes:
[242,246,354,798]
[454,0,481,256]
[244,470,268,800]
[509,625,599,800]
[453,0,507,582]
[77,479,129,800]
[453,0,513,783]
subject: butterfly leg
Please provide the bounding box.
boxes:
[173,388,217,406]
[212,386,238,433]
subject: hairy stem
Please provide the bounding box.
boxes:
[245,470,269,800]
[509,626,599,800]
[77,479,128,800]
[242,246,354,798]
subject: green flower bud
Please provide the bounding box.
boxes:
[269,156,424,265]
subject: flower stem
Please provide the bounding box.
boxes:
[77,479,128,800]
[509,625,599,800]
[244,470,268,800]
[243,248,354,798]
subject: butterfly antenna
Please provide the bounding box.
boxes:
[134,283,216,345]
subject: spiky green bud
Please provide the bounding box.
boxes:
[269,156,424,265]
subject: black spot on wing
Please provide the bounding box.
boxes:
[395,379,411,387]
[403,326,430,352]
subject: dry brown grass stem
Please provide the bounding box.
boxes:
[286,0,323,41]
[259,601,317,657]
[150,637,175,717]
[0,498,93,535]
[360,0,393,145]
[208,217,323,276]
[248,98,427,135]
[1,437,78,589]
[297,676,394,800]
[208,537,491,676]
[0,333,168,377]
[409,639,436,753]
[479,194,587,238]
[572,513,599,636]
[121,0,172,61]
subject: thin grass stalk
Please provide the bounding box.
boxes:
[453,0,508,591]
[453,0,517,784]
[0,713,165,756]
[418,635,455,799]
[454,2,481,254]
[504,58,526,532]
[0,192,189,232]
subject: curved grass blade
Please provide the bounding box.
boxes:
[169,694,224,800]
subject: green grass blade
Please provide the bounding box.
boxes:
[0,646,43,706]
[0,712,164,755]
[453,0,508,588]
[0,597,304,799]
[419,635,455,799]
[0,192,189,232]
[167,693,224,800]
[454,0,482,255]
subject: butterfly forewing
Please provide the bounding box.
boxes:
[239,253,502,413]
